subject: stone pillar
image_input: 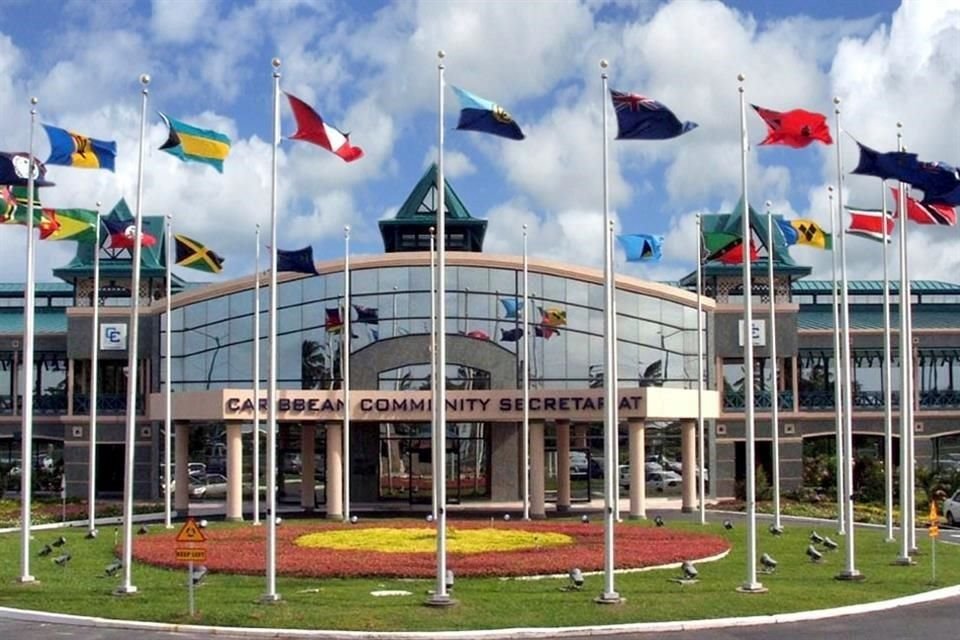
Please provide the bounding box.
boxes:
[175,422,190,513]
[301,424,316,510]
[556,420,571,513]
[628,420,646,519]
[530,421,546,519]
[574,424,588,449]
[325,422,343,519]
[681,419,697,513]
[226,422,243,521]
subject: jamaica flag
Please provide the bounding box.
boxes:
[174,233,224,273]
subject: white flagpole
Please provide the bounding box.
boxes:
[598,59,620,604]
[252,224,261,526]
[164,214,173,529]
[834,97,862,581]
[894,122,913,565]
[18,97,39,584]
[611,221,620,524]
[880,183,894,543]
[343,224,351,522]
[427,49,451,607]
[828,185,846,536]
[430,227,438,522]
[696,213,707,525]
[899,125,918,556]
[262,57,281,603]
[87,201,102,537]
[765,201,781,531]
[737,73,762,593]
[522,224,530,521]
[117,74,150,596]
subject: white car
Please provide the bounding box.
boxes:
[646,470,682,492]
[944,489,960,526]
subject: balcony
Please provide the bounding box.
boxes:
[723,390,794,411]
[920,390,960,409]
[72,393,144,415]
[0,395,12,415]
[798,390,902,411]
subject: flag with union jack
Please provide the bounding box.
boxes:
[610,89,698,140]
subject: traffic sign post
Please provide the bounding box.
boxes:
[174,518,207,616]
[929,502,940,585]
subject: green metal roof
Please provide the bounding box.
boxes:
[793,280,960,294]
[0,282,75,295]
[798,306,960,331]
[0,308,68,334]
[388,163,477,221]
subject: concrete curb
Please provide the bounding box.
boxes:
[1,584,958,638]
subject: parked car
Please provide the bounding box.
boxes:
[646,470,682,492]
[618,465,630,488]
[944,489,960,526]
[190,473,228,499]
[570,451,589,476]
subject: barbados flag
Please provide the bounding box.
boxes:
[159,113,231,173]
[42,125,117,171]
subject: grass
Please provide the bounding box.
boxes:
[0,499,165,528]
[716,498,931,526]
[0,518,956,632]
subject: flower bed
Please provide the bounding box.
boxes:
[132,519,729,578]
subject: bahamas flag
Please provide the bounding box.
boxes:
[452,86,525,140]
[41,208,99,242]
[159,113,231,173]
[174,233,225,273]
[42,124,117,171]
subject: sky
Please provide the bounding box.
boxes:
[0,0,957,286]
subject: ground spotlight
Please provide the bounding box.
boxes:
[53,553,71,567]
[38,544,53,557]
[137,525,149,535]
[198,519,209,529]
[105,561,122,577]
[769,524,784,536]
[426,514,434,523]
[760,553,778,573]
[723,520,733,530]
[191,565,208,585]
[504,513,511,521]
[823,536,839,551]
[445,569,454,592]
[275,517,283,526]
[806,545,823,563]
[85,529,98,540]
[52,535,67,548]
[580,514,589,524]
[350,515,359,524]
[654,515,665,527]
[810,531,824,544]
[568,567,584,590]
[681,561,699,581]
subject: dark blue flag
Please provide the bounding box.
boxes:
[452,86,525,141]
[499,327,524,342]
[851,142,960,204]
[277,246,318,275]
[353,304,379,324]
[610,90,698,140]
[617,233,664,261]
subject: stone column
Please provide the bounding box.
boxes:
[226,422,243,521]
[628,420,646,519]
[530,421,546,519]
[325,422,343,519]
[556,420,571,513]
[301,424,316,511]
[681,419,697,513]
[175,422,190,513]
[574,424,588,449]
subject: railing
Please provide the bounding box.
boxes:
[723,390,793,411]
[0,395,12,415]
[799,390,901,411]
[920,390,960,409]
[34,394,68,415]
[72,393,144,415]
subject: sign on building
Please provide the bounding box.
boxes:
[738,319,766,347]
[100,323,127,350]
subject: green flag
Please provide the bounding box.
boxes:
[1,186,47,226]
[42,208,99,243]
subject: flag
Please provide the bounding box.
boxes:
[850,142,960,203]
[158,113,231,173]
[1,185,17,219]
[0,152,55,187]
[851,142,915,181]
[704,236,759,264]
[277,246,318,275]
[38,209,60,239]
[892,186,957,226]
[535,324,560,339]
[775,218,799,246]
[500,328,524,342]
[42,124,116,171]
[40,208,99,243]
[845,207,895,242]
[500,298,522,318]
[751,105,832,148]
[174,234,225,273]
[2,186,55,228]
[617,233,663,261]
[285,92,363,162]
[451,86,525,140]
[466,330,490,340]
[325,308,343,333]
[353,305,379,324]
[610,90,697,140]
[540,307,567,327]
[789,219,832,250]
[102,215,157,248]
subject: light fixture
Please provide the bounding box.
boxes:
[445,569,454,591]
[568,567,584,590]
[350,515,359,524]
[810,531,824,544]
[85,529,98,540]
[823,536,839,551]
[191,565,208,585]
[38,544,53,557]
[275,516,283,526]
[654,515,665,527]
[769,524,784,536]
[504,513,511,521]
[580,514,589,524]
[426,514,434,523]
[681,561,699,581]
[806,545,823,563]
[198,519,209,529]
[760,552,778,573]
[52,535,67,548]
[137,524,149,535]
[105,560,122,577]
[723,520,733,530]
[53,553,71,567]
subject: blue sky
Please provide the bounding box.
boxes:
[0,0,957,285]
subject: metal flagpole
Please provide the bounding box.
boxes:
[343,224,351,522]
[765,201,781,531]
[611,221,620,524]
[252,224,261,526]
[828,185,846,535]
[899,126,917,556]
[597,59,621,604]
[164,215,173,529]
[430,227,438,522]
[18,97,39,584]
[696,213,707,525]
[427,49,452,607]
[87,202,102,537]
[262,57,281,603]
[117,74,150,596]
[834,97,862,581]
[522,224,530,521]
[880,184,894,543]
[736,73,763,593]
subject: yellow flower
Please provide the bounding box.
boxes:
[295,527,573,554]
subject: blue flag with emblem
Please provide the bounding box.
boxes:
[452,86,525,140]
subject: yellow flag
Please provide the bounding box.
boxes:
[790,219,833,250]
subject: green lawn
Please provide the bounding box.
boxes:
[0,519,955,632]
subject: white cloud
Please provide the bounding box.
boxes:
[421,146,475,179]
[150,0,217,44]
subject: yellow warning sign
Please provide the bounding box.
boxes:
[175,517,207,543]
[175,547,207,563]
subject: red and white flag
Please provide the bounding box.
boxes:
[285,92,363,163]
[846,207,895,243]
[892,186,956,226]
